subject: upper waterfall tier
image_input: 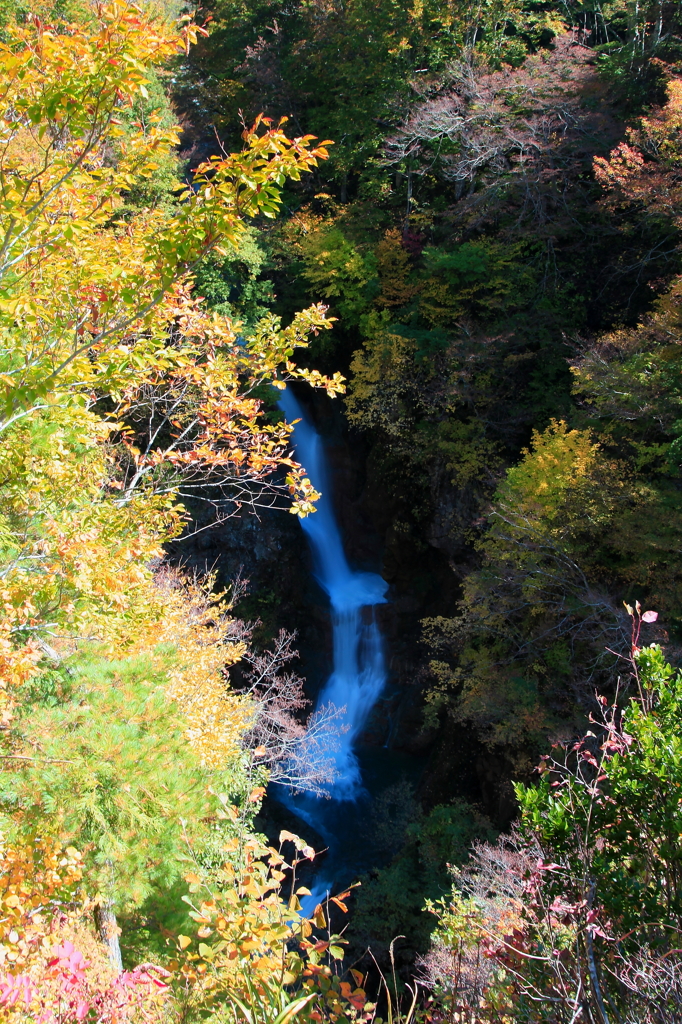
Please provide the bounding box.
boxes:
[277,387,388,613]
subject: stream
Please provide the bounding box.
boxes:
[276,387,393,910]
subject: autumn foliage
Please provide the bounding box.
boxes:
[6,0,682,1021]
[0,3,372,1021]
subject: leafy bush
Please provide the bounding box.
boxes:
[424,630,682,1022]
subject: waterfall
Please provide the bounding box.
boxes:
[277,387,388,803]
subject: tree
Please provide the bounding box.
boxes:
[422,421,634,756]
[0,1,342,672]
[0,5,333,422]
[0,1,347,968]
[174,0,567,198]
[0,835,171,1022]
[423,620,682,1023]
[176,830,371,1024]
[0,567,255,962]
[110,303,343,527]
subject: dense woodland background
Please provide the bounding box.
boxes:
[3,0,682,1021]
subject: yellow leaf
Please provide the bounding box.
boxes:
[313,905,326,929]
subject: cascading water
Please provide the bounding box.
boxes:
[276,387,389,902]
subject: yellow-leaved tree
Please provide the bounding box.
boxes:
[0,0,348,982]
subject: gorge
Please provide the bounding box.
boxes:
[4,3,682,1020]
[275,386,396,909]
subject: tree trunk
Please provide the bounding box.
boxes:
[95,901,123,972]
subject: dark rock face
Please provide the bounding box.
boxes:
[169,497,307,625]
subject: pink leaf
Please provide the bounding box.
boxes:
[642,610,658,622]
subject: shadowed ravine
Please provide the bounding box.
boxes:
[276,387,390,910]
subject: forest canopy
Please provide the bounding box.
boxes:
[2,0,682,1022]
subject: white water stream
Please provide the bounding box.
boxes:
[278,387,389,800]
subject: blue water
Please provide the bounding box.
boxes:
[276,387,390,908]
